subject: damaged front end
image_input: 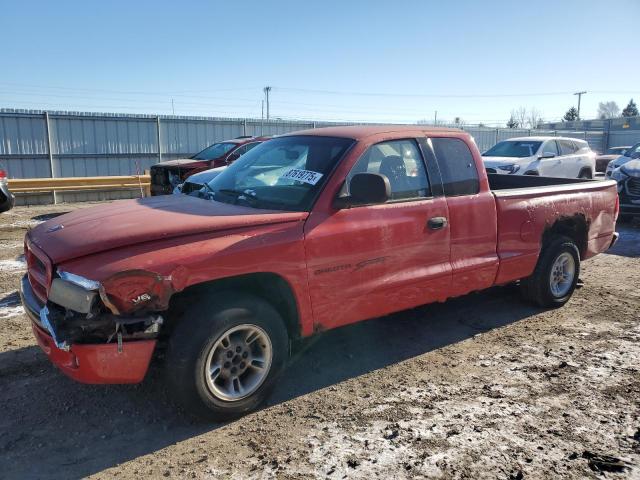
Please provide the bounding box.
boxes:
[20,267,166,384]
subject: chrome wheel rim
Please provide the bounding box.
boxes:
[204,324,272,402]
[549,252,575,298]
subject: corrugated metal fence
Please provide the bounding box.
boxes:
[0,108,609,205]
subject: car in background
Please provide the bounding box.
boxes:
[610,160,640,221]
[175,166,227,195]
[150,136,267,195]
[0,167,15,213]
[482,137,596,178]
[605,142,640,178]
[596,146,630,174]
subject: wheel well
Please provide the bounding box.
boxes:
[578,167,593,178]
[543,214,589,259]
[167,273,301,339]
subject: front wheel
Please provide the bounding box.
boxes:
[520,236,580,308]
[165,292,288,420]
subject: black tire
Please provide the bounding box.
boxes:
[165,291,288,421]
[520,235,580,308]
[578,168,593,179]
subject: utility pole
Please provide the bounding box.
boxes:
[573,91,586,120]
[263,86,272,120]
[261,100,264,135]
[171,98,175,115]
[434,110,438,125]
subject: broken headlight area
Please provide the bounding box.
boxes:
[42,301,163,350]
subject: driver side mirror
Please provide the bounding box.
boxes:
[539,153,556,159]
[334,173,390,209]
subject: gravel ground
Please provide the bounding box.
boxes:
[0,202,638,480]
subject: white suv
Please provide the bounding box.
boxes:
[482,136,596,178]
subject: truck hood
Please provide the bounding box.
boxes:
[154,158,209,169]
[28,195,307,264]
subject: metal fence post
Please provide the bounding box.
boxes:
[44,111,58,204]
[156,116,162,163]
[495,128,499,144]
[243,119,247,136]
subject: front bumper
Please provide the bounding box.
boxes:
[0,183,15,213]
[618,190,640,216]
[20,275,156,384]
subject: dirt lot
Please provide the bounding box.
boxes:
[0,202,638,479]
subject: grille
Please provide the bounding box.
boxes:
[151,166,170,187]
[485,168,497,174]
[25,239,52,303]
[626,177,640,197]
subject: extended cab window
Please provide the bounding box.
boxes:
[349,139,430,200]
[431,138,479,196]
[207,135,354,211]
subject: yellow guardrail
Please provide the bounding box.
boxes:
[8,175,151,197]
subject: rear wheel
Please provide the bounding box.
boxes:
[165,291,288,420]
[520,236,580,308]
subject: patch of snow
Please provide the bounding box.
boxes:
[0,305,24,320]
[0,259,26,272]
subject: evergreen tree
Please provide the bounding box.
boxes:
[563,107,579,121]
[506,115,519,128]
[622,99,638,117]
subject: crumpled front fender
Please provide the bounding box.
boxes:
[99,266,189,314]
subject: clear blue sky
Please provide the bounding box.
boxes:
[1,0,639,125]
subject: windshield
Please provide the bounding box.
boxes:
[192,142,237,160]
[205,135,354,211]
[484,141,542,158]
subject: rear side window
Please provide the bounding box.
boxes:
[558,140,577,155]
[431,138,479,196]
[574,140,589,151]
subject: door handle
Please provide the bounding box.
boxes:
[427,216,448,230]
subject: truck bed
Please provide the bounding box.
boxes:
[487,173,619,285]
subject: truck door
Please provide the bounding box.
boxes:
[428,137,499,297]
[303,138,451,331]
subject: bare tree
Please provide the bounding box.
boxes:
[513,107,527,129]
[597,101,620,119]
[526,108,543,129]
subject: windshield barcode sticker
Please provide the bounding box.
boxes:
[281,169,323,185]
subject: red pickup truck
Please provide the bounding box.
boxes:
[20,126,619,419]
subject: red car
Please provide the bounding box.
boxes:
[20,126,619,419]
[150,136,267,195]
